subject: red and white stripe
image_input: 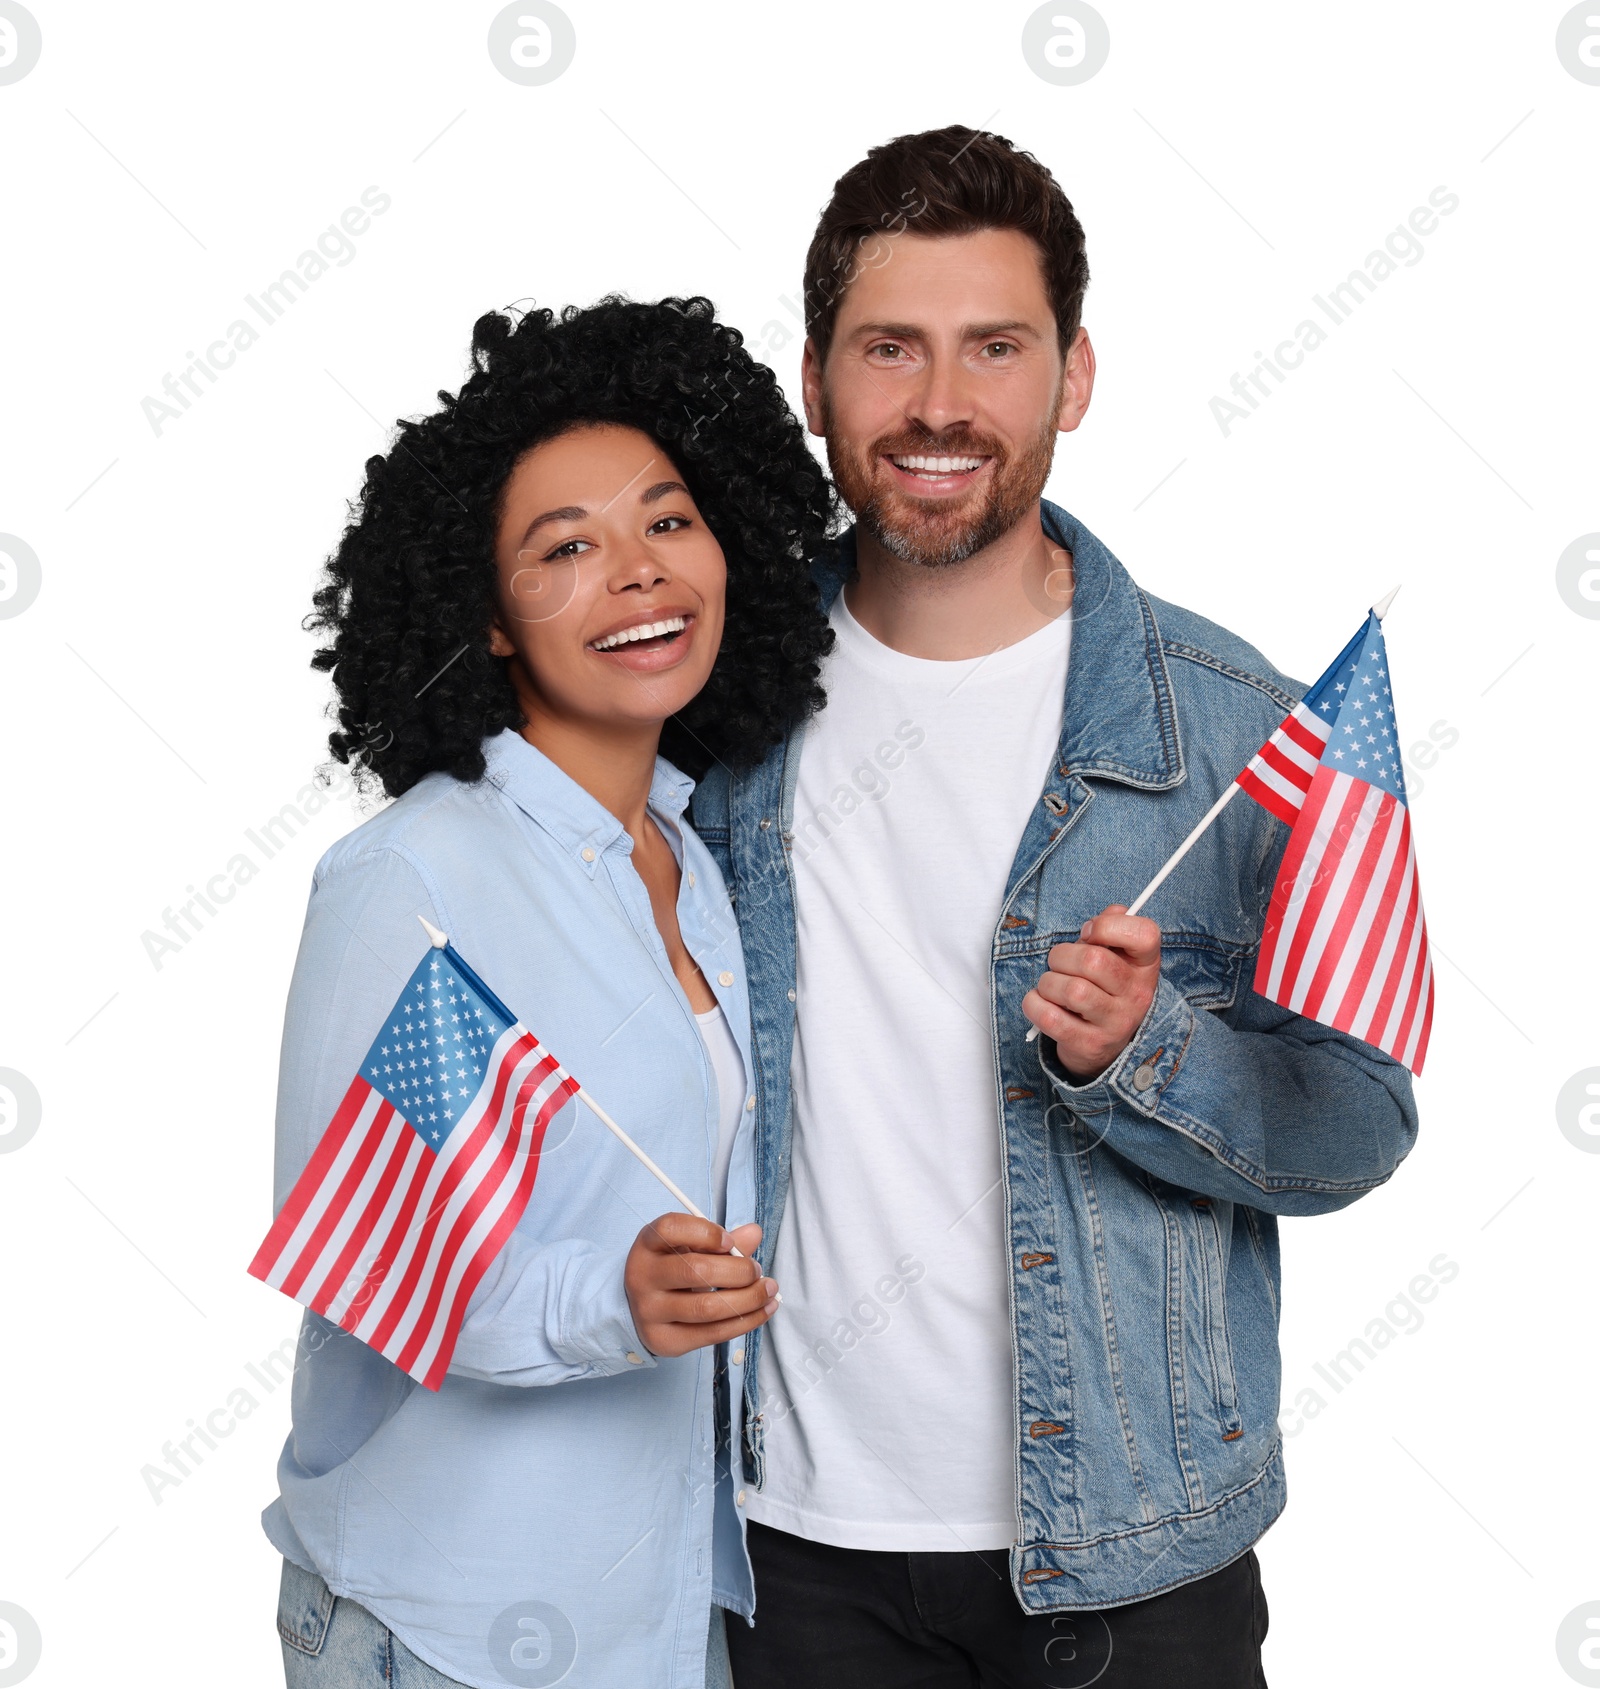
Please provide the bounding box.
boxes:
[248,1024,578,1388]
[1235,701,1332,826]
[1254,765,1433,1074]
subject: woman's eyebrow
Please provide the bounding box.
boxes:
[640,480,689,504]
[517,505,587,547]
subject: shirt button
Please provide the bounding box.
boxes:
[745,1096,756,1111]
[625,1350,644,1365]
[687,871,696,887]
[718,970,734,987]
[736,1489,747,1507]
[1132,1065,1156,1092]
[732,1346,745,1365]
[581,847,596,863]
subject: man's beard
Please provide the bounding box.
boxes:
[822,392,1061,570]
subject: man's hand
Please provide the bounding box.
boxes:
[624,1214,777,1358]
[1022,904,1162,1082]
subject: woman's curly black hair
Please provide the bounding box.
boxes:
[308,295,838,797]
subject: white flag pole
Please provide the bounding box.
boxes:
[418,917,743,1255]
[1024,588,1400,1044]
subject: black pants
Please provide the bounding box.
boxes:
[727,1521,1268,1689]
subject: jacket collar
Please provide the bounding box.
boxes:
[808,500,1184,791]
[480,727,695,873]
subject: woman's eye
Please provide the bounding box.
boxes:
[648,515,691,535]
[546,538,594,561]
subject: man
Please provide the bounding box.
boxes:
[691,126,1418,1687]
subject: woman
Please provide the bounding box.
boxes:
[264,296,835,1688]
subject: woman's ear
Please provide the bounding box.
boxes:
[487,619,515,658]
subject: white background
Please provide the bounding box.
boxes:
[2,2,1597,1685]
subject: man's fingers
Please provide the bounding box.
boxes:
[1023,987,1102,1042]
[1079,905,1161,966]
[1021,988,1071,1041]
[1033,970,1117,1026]
[1045,940,1125,987]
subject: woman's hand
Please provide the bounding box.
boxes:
[624,1215,777,1358]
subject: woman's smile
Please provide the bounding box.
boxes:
[585,608,699,671]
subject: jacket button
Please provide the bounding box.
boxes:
[1132,1064,1156,1092]
[787,989,796,1002]
[759,818,772,830]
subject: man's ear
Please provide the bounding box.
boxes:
[1056,327,1096,435]
[800,338,826,438]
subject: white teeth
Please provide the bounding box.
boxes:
[890,454,984,474]
[589,615,688,651]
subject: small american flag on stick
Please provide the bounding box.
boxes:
[1237,605,1434,1073]
[249,930,580,1389]
[1026,589,1433,1074]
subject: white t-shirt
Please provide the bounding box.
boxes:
[747,590,1071,1552]
[694,1005,746,1226]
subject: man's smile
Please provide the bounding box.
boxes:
[880,451,994,498]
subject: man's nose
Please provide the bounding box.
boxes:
[903,349,976,439]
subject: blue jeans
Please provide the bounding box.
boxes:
[277,1559,733,1689]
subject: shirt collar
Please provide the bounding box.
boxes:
[809,500,1183,791]
[479,728,697,873]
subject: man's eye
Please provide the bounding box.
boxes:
[982,342,1014,358]
[871,343,906,360]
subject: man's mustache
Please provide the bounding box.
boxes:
[867,431,1006,463]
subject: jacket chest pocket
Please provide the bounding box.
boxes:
[1158,934,1250,1014]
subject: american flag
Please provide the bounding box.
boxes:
[249,939,580,1389]
[1236,613,1433,1074]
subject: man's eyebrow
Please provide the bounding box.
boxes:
[850,321,925,341]
[639,480,689,504]
[964,319,1039,339]
[517,505,587,548]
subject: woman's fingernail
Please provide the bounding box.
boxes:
[764,1299,779,1315]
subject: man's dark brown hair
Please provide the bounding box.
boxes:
[802,124,1090,362]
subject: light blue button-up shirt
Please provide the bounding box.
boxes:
[261,728,757,1689]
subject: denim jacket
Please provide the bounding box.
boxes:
[690,501,1418,1609]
